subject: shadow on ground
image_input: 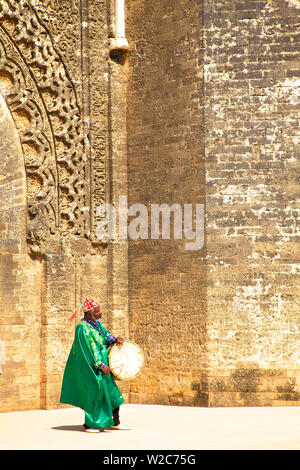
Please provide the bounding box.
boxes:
[51,425,84,433]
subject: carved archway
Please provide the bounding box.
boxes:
[0,0,88,255]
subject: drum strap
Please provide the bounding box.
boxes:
[82,318,116,346]
[82,318,104,335]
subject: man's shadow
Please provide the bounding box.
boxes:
[52,425,84,432]
[52,425,110,432]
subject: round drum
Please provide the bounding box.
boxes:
[108,340,143,381]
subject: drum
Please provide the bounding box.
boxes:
[108,340,143,381]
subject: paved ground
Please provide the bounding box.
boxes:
[0,404,300,451]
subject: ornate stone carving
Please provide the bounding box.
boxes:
[27,203,50,255]
[0,0,89,254]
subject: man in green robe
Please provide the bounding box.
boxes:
[60,298,130,432]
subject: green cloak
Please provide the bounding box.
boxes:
[60,321,124,428]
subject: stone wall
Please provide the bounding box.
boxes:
[204,0,300,406]
[0,91,43,411]
[126,0,300,406]
[0,0,129,412]
[0,0,299,411]
[126,0,207,406]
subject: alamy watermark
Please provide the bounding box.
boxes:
[96,196,204,251]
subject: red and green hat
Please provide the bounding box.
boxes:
[68,298,99,322]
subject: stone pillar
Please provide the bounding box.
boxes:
[104,3,130,400]
[107,56,129,341]
[40,254,76,409]
[0,93,43,411]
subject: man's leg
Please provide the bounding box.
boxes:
[112,407,120,426]
[111,407,131,430]
[84,412,101,432]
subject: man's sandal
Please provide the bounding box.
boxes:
[110,424,131,430]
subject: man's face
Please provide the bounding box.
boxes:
[92,305,102,320]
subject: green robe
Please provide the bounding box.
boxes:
[60,320,124,428]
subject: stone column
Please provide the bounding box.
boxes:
[40,254,76,409]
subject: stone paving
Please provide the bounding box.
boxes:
[0,404,300,451]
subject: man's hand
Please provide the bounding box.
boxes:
[101,364,111,374]
[116,337,124,344]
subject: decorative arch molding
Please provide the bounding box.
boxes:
[0,0,89,255]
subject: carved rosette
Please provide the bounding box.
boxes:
[0,0,89,255]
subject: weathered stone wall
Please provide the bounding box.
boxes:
[204,0,300,406]
[126,0,208,406]
[126,0,300,406]
[0,0,299,412]
[0,91,43,411]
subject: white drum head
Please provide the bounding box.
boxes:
[108,340,143,380]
